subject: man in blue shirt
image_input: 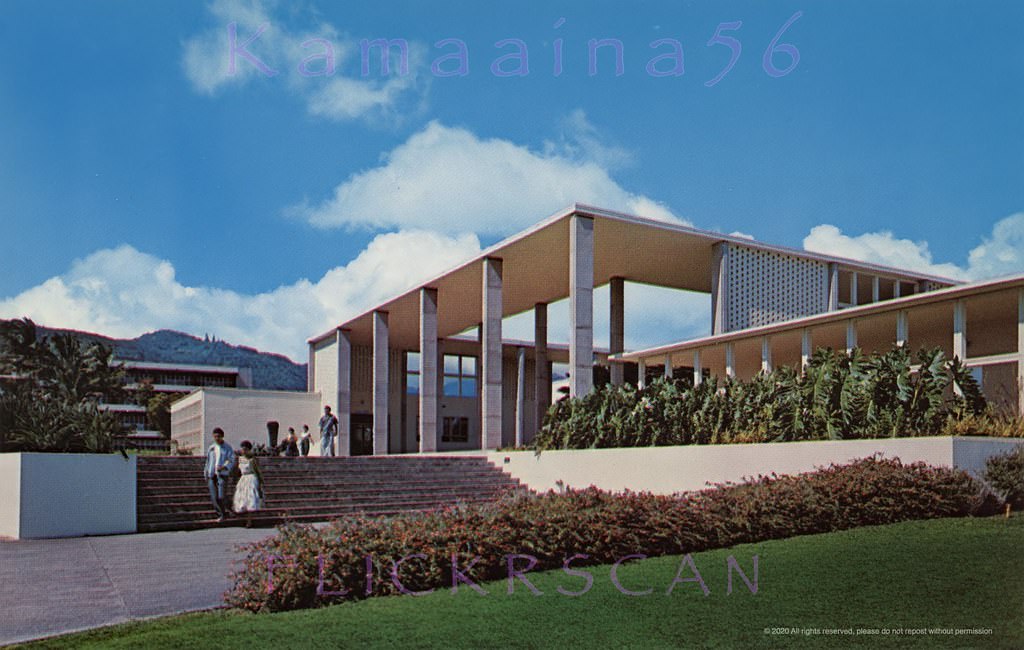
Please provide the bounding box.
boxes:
[319,406,339,457]
[204,427,236,521]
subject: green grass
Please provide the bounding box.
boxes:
[22,516,1024,649]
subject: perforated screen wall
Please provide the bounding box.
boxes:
[726,245,828,330]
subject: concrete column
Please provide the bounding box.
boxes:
[711,243,729,335]
[1018,289,1024,417]
[372,311,389,455]
[663,354,672,379]
[482,257,503,450]
[725,343,736,379]
[801,328,812,370]
[336,329,351,457]
[515,347,526,447]
[850,272,858,307]
[609,277,625,386]
[846,320,858,355]
[569,215,595,397]
[307,342,316,392]
[872,277,880,303]
[419,288,438,453]
[896,310,909,347]
[894,281,902,299]
[953,300,967,361]
[637,359,647,389]
[693,350,702,386]
[761,336,772,373]
[827,263,839,311]
[533,303,550,432]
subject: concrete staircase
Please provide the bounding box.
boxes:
[136,456,525,533]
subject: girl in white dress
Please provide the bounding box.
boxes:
[233,440,264,527]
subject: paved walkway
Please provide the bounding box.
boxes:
[0,526,276,646]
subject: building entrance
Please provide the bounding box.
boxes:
[350,414,373,456]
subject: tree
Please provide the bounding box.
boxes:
[0,318,127,453]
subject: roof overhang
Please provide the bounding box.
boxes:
[614,273,1024,364]
[310,204,961,350]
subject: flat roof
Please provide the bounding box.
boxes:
[614,273,1024,364]
[117,360,241,374]
[310,204,960,349]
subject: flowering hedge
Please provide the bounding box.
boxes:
[225,457,997,612]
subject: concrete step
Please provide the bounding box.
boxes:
[135,455,525,532]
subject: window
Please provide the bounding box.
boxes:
[443,354,477,397]
[442,416,469,442]
[406,352,420,395]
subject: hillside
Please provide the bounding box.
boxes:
[32,325,307,391]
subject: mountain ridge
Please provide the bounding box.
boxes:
[28,324,307,392]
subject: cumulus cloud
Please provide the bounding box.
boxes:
[0,232,481,362]
[182,0,426,124]
[803,213,1024,281]
[288,119,683,235]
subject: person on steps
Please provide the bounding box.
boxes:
[203,427,235,522]
[233,440,264,528]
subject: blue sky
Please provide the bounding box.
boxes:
[1,0,1022,361]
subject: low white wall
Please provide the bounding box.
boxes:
[0,453,136,539]
[488,437,1023,495]
[0,454,21,538]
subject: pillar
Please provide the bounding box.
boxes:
[846,320,858,355]
[419,288,438,453]
[953,300,967,361]
[827,263,839,311]
[515,347,526,447]
[534,303,550,431]
[664,354,672,379]
[693,350,702,386]
[872,277,880,303]
[761,336,772,373]
[307,342,316,392]
[725,343,736,379]
[609,277,625,386]
[850,272,858,307]
[372,311,389,455]
[894,281,902,299]
[569,215,594,397]
[711,243,729,335]
[801,328,812,370]
[1018,289,1024,417]
[896,310,909,347]
[637,359,647,389]
[482,257,503,449]
[953,299,967,398]
[336,329,351,457]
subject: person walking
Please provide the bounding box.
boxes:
[233,440,264,528]
[203,427,235,522]
[299,424,312,456]
[320,405,339,456]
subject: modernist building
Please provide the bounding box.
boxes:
[307,204,1021,457]
[107,360,253,449]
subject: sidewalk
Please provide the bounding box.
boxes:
[0,526,275,646]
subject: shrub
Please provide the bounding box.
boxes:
[983,445,1024,508]
[225,457,995,613]
[535,346,996,451]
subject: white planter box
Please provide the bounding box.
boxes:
[489,436,1023,495]
[0,453,136,539]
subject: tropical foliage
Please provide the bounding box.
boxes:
[225,457,995,613]
[0,318,126,453]
[535,346,990,451]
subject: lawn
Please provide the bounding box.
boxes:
[22,515,1024,649]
